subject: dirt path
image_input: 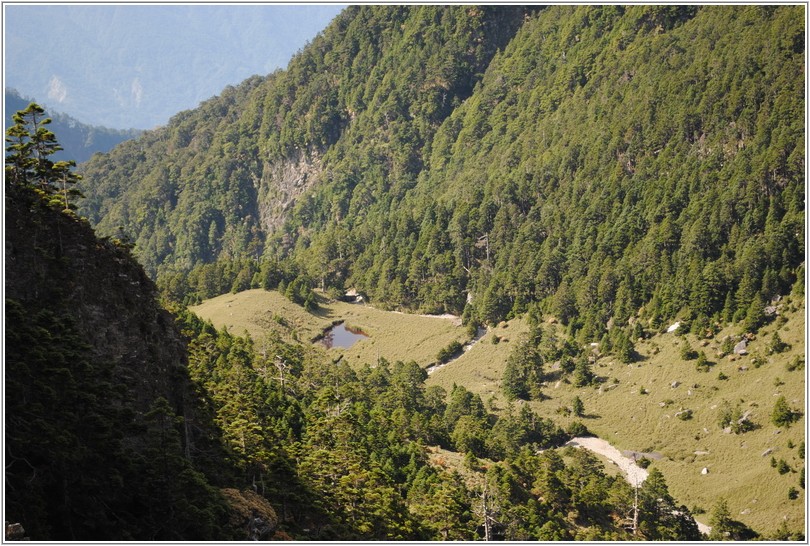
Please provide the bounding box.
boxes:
[566,436,711,535]
[388,310,463,326]
[566,436,650,486]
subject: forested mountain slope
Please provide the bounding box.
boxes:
[79,5,804,341]
[7,177,713,542]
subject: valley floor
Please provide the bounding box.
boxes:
[192,288,805,537]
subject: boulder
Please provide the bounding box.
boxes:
[701,467,709,475]
[667,321,681,333]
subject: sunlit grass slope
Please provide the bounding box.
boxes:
[189,288,468,368]
[430,295,806,536]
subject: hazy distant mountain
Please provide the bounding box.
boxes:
[4,4,344,129]
[5,88,141,163]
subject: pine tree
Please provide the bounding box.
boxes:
[5,102,83,208]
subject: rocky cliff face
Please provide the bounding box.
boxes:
[258,148,323,234]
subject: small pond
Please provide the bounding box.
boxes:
[321,322,369,349]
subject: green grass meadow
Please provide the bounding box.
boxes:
[190,288,468,368]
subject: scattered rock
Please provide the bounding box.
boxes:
[761,448,773,457]
[5,523,26,541]
[740,508,751,515]
[671,381,680,388]
[694,450,710,455]
[700,340,710,347]
[734,340,747,354]
[738,366,748,372]
[738,410,752,424]
[701,467,709,475]
[728,354,738,362]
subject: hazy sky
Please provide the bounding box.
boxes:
[4,4,345,129]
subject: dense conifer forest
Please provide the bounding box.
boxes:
[5,5,805,541]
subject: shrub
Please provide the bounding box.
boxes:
[637,457,651,469]
[695,351,711,372]
[777,459,791,475]
[680,343,698,361]
[768,332,790,354]
[572,396,585,417]
[786,356,804,372]
[437,340,464,364]
[567,421,590,437]
[771,396,800,428]
[720,336,735,355]
[751,353,767,368]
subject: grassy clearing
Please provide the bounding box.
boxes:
[189,288,329,341]
[429,297,806,536]
[190,288,468,369]
[427,318,529,401]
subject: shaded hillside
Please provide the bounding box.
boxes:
[79,6,804,341]
[3,184,286,540]
[5,88,141,163]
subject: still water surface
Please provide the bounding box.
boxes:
[321,322,368,349]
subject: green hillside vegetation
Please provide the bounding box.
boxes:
[427,291,806,535]
[79,6,803,343]
[187,278,804,537]
[8,100,719,541]
[17,4,805,541]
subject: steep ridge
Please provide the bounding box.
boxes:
[4,187,260,540]
[78,5,803,340]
